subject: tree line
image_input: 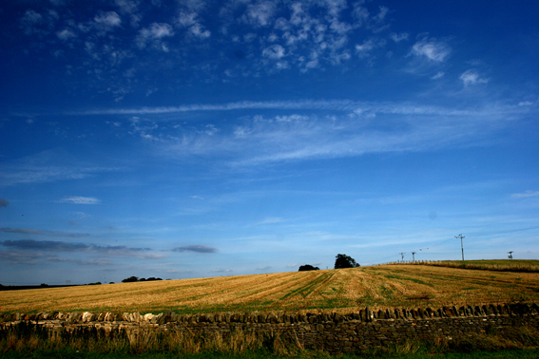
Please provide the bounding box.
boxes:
[121,276,163,283]
[299,253,360,271]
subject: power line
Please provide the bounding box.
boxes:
[468,226,539,237]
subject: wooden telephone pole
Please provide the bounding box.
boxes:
[455,234,465,261]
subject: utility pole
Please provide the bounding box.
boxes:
[411,251,416,262]
[400,252,405,262]
[455,234,465,261]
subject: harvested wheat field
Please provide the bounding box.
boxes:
[1,260,538,314]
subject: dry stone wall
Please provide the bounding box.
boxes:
[1,302,538,354]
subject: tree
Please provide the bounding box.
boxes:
[334,254,360,269]
[298,264,320,271]
[122,276,139,283]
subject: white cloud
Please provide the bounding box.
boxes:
[204,124,219,136]
[352,3,370,25]
[0,149,122,187]
[146,23,173,38]
[20,9,58,36]
[177,11,210,38]
[94,11,122,31]
[511,190,539,199]
[257,217,284,225]
[57,28,77,40]
[110,99,522,167]
[178,11,197,27]
[460,69,489,87]
[431,71,445,80]
[21,10,43,25]
[355,39,375,56]
[244,1,276,27]
[211,268,233,273]
[60,196,101,205]
[373,6,389,23]
[411,38,451,62]
[136,23,174,49]
[189,23,211,38]
[76,99,499,116]
[390,32,408,42]
[129,117,161,140]
[262,44,285,59]
[115,0,139,14]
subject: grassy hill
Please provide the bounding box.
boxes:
[1,260,538,314]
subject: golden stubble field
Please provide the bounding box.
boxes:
[1,262,538,314]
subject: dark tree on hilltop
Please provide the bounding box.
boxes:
[122,276,139,283]
[298,264,320,271]
[334,254,360,269]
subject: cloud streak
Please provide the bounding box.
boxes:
[0,228,90,238]
[0,149,123,186]
[411,38,451,62]
[0,239,151,255]
[74,99,506,116]
[155,103,525,167]
[60,196,101,205]
[172,245,218,253]
[511,190,539,199]
[65,99,534,169]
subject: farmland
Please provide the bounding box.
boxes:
[1,260,538,314]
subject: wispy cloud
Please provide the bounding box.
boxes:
[177,11,210,39]
[136,22,174,50]
[0,250,45,265]
[0,228,90,238]
[210,268,233,273]
[390,32,409,42]
[47,256,113,266]
[74,99,496,116]
[0,249,113,266]
[93,11,122,32]
[0,149,123,186]
[511,190,539,199]
[172,245,218,253]
[73,99,533,168]
[257,217,284,225]
[411,37,451,62]
[60,196,101,205]
[460,69,489,87]
[0,239,151,255]
[56,28,77,41]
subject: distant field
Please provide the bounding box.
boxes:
[417,259,539,272]
[1,260,538,314]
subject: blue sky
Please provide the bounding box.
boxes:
[1,0,538,285]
